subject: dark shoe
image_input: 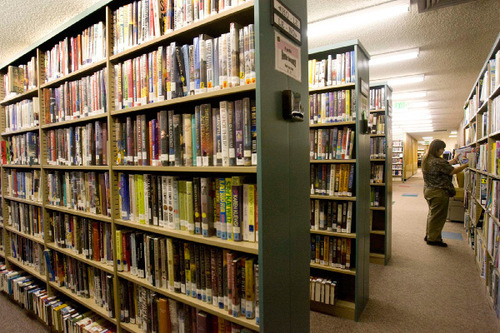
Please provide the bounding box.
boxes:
[424,236,427,241]
[426,240,448,247]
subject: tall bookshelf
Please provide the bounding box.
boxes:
[0,0,311,331]
[392,138,404,180]
[461,33,500,317]
[308,40,370,321]
[369,83,392,265]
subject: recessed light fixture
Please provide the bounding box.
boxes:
[370,47,419,66]
[379,74,425,86]
[422,136,434,139]
[308,0,410,38]
[393,91,427,100]
[450,130,457,134]
[449,135,457,138]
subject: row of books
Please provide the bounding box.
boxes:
[480,175,488,206]
[4,98,40,133]
[0,266,116,333]
[44,68,107,124]
[392,170,402,176]
[310,200,353,233]
[119,174,258,243]
[3,58,37,96]
[1,132,39,165]
[488,179,499,220]
[370,187,384,207]
[310,164,355,197]
[369,114,385,135]
[115,100,257,167]
[50,212,113,266]
[44,22,106,83]
[47,171,111,217]
[309,127,355,161]
[310,235,352,270]
[480,50,500,105]
[10,234,45,275]
[492,96,500,134]
[477,144,488,172]
[47,250,115,317]
[482,110,489,138]
[116,230,258,322]
[5,169,41,202]
[370,86,386,110]
[487,212,499,270]
[308,51,356,88]
[7,203,43,240]
[112,0,250,54]
[370,137,386,159]
[308,90,356,124]
[120,282,255,332]
[310,277,337,306]
[370,164,384,184]
[46,121,108,166]
[491,141,500,176]
[115,23,255,109]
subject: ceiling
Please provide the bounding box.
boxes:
[0,0,499,143]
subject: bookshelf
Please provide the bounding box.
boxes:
[368,83,392,265]
[0,0,311,331]
[460,33,500,317]
[308,40,370,321]
[392,138,404,180]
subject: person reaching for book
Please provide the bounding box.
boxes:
[422,139,469,247]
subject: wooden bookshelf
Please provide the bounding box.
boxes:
[3,196,43,206]
[0,0,312,331]
[6,256,46,282]
[5,226,45,245]
[460,33,500,318]
[308,40,370,321]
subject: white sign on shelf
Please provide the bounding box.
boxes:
[274,31,301,82]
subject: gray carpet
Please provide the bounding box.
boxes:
[311,170,500,332]
[0,292,48,332]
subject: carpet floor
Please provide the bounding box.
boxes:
[311,170,500,332]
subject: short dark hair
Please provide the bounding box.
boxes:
[422,139,446,171]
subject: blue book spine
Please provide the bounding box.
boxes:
[191,115,197,166]
[351,51,355,83]
[194,37,200,91]
[182,44,190,93]
[120,173,130,220]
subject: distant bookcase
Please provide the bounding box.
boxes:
[461,33,500,317]
[368,83,392,265]
[0,0,311,331]
[392,139,404,180]
[308,40,370,321]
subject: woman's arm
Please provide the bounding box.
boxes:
[450,163,469,175]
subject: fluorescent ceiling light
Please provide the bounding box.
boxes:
[393,91,427,100]
[450,130,457,134]
[370,47,419,66]
[422,136,434,139]
[449,135,457,138]
[406,129,434,133]
[308,0,409,38]
[383,74,425,86]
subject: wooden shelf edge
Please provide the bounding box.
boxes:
[309,121,355,128]
[369,134,385,137]
[44,205,112,223]
[5,226,45,244]
[120,322,142,333]
[309,229,356,239]
[49,282,117,325]
[41,112,108,129]
[2,164,41,169]
[309,83,356,93]
[40,59,107,89]
[117,271,259,331]
[42,165,110,170]
[310,263,356,276]
[370,183,386,186]
[6,256,46,282]
[4,196,42,206]
[0,89,38,106]
[1,126,40,136]
[370,158,386,161]
[370,109,385,113]
[370,207,386,211]
[0,251,5,257]
[112,165,257,173]
[111,84,256,116]
[115,219,258,255]
[310,300,355,320]
[488,84,500,100]
[370,230,386,235]
[310,195,356,201]
[310,159,356,164]
[45,243,114,274]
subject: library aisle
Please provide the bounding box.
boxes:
[311,170,499,332]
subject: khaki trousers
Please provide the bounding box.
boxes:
[423,187,449,242]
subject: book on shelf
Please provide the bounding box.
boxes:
[116,229,258,321]
[44,22,106,83]
[370,86,385,110]
[478,143,488,172]
[115,98,256,167]
[5,169,41,202]
[45,250,115,317]
[49,212,113,266]
[3,57,37,96]
[370,187,384,207]
[491,140,500,175]
[308,51,355,88]
[43,68,107,124]
[310,277,336,305]
[119,282,256,332]
[1,132,39,165]
[370,137,386,159]
[9,234,46,275]
[310,164,355,197]
[309,126,355,160]
[7,203,43,238]
[370,164,384,184]
[4,98,39,132]
[118,173,257,243]
[309,90,356,124]
[113,23,255,109]
[46,121,108,166]
[488,179,499,220]
[310,234,352,269]
[47,170,111,217]
[310,200,353,233]
[369,114,385,134]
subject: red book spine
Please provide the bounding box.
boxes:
[92,221,100,261]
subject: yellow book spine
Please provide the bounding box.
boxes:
[167,238,175,291]
[186,181,194,234]
[245,258,255,319]
[226,177,233,241]
[248,184,255,243]
[137,174,145,224]
[184,243,191,296]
